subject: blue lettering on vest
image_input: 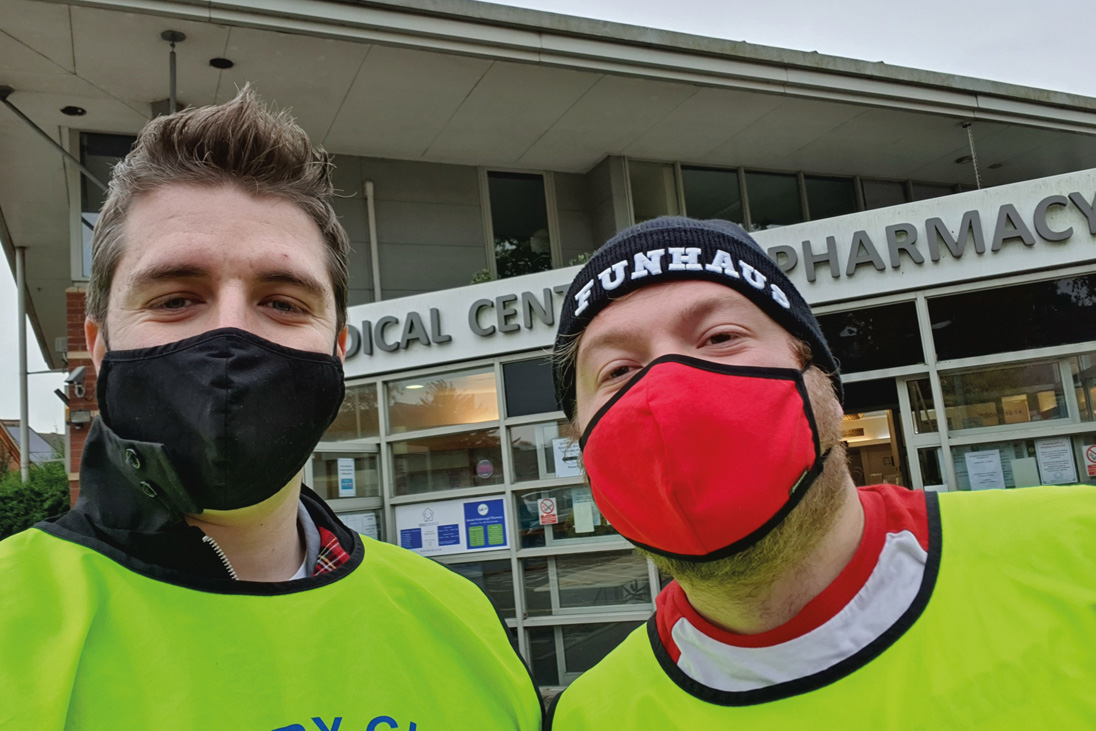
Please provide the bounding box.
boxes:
[312,718,342,731]
[366,718,397,730]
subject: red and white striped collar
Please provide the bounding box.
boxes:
[652,485,933,698]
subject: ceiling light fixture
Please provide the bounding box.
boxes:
[209,57,234,69]
[955,155,973,164]
[60,106,86,116]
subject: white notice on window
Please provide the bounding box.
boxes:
[572,486,596,534]
[552,437,583,478]
[343,511,379,541]
[964,450,1006,490]
[337,458,356,498]
[1035,437,1078,485]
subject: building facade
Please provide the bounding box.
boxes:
[4,0,1096,690]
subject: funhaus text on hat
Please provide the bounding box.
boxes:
[553,216,841,419]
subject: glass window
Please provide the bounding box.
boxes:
[522,550,652,617]
[510,420,580,483]
[744,171,803,231]
[911,182,955,201]
[527,622,644,686]
[79,133,135,278]
[1072,354,1096,422]
[629,161,680,224]
[861,179,908,210]
[804,175,858,220]
[444,559,515,618]
[516,485,618,548]
[918,448,945,490]
[928,275,1096,360]
[906,378,938,434]
[391,428,504,495]
[863,178,907,210]
[816,302,923,373]
[387,367,499,434]
[487,171,552,279]
[681,166,744,225]
[503,357,558,418]
[325,382,379,440]
[951,434,1095,490]
[939,362,1065,432]
[311,452,380,500]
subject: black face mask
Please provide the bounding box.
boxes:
[97,328,345,513]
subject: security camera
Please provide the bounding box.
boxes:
[65,366,87,399]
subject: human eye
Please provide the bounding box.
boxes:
[150,294,196,311]
[599,363,637,386]
[262,297,307,315]
[701,328,744,348]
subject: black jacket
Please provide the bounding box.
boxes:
[39,419,357,585]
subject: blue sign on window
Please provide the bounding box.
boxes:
[437,523,461,546]
[463,499,507,550]
[399,528,423,550]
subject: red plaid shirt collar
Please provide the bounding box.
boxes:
[313,525,351,576]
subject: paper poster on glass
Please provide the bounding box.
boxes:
[964,449,1006,490]
[552,437,583,478]
[395,495,509,557]
[337,457,356,498]
[342,511,379,541]
[1034,437,1078,484]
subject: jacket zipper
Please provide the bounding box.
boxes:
[201,535,239,580]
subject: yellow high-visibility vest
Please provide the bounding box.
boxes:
[0,529,542,730]
[550,486,1096,730]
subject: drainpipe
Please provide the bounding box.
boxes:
[16,246,29,483]
[365,181,382,301]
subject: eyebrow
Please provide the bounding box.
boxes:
[124,263,209,293]
[124,263,330,303]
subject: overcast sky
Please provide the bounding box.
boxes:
[495,0,1095,97]
[2,0,1094,434]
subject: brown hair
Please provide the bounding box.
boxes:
[85,85,349,333]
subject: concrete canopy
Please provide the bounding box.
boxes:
[4,0,1096,368]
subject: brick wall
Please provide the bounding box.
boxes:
[65,287,96,506]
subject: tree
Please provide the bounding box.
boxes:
[0,461,70,540]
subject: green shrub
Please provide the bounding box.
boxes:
[0,462,70,540]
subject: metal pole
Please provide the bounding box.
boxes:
[169,43,177,114]
[365,181,382,300]
[16,246,29,483]
[0,87,108,193]
[160,31,186,114]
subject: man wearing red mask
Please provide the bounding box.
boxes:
[547,217,1096,728]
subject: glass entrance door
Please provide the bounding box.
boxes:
[841,379,911,488]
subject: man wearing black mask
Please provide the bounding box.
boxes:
[0,87,541,729]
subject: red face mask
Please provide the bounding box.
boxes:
[579,355,830,562]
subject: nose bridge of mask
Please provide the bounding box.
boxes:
[581,365,706,552]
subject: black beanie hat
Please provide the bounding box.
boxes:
[552,216,841,420]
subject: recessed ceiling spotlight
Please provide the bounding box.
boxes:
[60,105,86,116]
[405,384,424,390]
[209,57,234,69]
[988,163,1004,170]
[955,155,973,164]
